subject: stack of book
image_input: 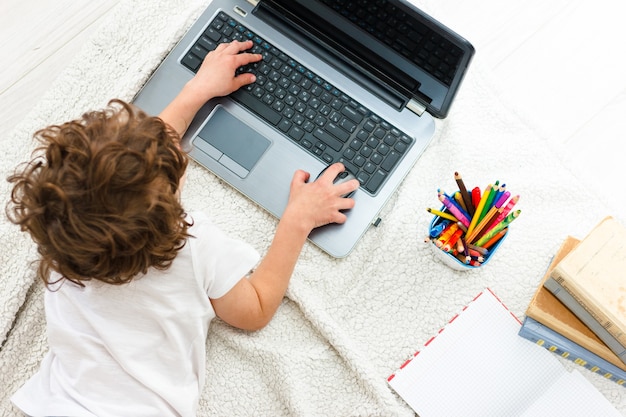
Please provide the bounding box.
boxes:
[520,216,626,385]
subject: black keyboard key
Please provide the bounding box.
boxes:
[324,122,350,142]
[381,150,401,172]
[341,106,364,123]
[313,128,343,152]
[288,126,304,141]
[182,54,201,71]
[231,90,282,125]
[365,170,386,193]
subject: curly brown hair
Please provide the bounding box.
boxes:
[6,100,191,287]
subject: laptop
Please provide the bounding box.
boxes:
[133,0,474,258]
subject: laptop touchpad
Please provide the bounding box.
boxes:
[193,106,270,178]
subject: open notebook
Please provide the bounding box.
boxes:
[387,289,622,417]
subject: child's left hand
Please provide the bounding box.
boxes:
[188,40,262,103]
[159,40,262,136]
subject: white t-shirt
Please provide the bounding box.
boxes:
[11,212,260,416]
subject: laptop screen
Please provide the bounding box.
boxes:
[260,0,474,118]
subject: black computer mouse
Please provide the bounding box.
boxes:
[316,165,358,198]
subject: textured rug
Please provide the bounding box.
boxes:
[1,0,624,415]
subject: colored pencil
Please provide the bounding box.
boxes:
[427,208,458,223]
[465,184,492,238]
[454,172,475,217]
[474,209,521,247]
[466,206,503,244]
[486,195,520,233]
[438,194,471,227]
[453,191,467,212]
[482,229,508,250]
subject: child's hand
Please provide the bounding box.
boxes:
[160,40,262,136]
[283,163,360,233]
[188,40,262,102]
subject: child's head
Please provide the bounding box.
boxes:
[6,100,191,287]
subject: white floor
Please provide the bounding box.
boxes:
[1,0,625,219]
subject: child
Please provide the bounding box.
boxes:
[7,40,359,416]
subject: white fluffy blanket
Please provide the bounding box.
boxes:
[1,0,624,415]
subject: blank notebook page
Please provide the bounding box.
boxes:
[387,289,623,417]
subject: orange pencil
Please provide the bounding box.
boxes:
[466,206,503,244]
[482,228,508,250]
[442,229,463,252]
[465,184,492,239]
[435,222,459,248]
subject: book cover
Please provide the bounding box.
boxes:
[544,277,626,364]
[519,316,626,385]
[526,236,626,371]
[548,216,626,350]
[387,289,622,417]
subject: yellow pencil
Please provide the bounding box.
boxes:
[465,184,492,238]
[453,191,467,212]
[427,208,458,223]
[466,206,502,244]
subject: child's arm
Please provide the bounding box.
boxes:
[211,163,360,331]
[158,40,261,137]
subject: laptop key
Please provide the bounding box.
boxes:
[231,90,282,125]
[365,170,386,193]
[324,122,349,142]
[313,128,342,152]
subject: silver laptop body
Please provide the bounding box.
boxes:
[134,0,474,257]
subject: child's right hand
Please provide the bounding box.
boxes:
[282,163,360,234]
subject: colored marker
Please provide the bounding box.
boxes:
[471,187,481,210]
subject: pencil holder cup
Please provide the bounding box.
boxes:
[428,206,508,271]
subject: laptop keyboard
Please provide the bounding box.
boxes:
[181,11,414,195]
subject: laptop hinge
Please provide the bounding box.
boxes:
[246,0,259,6]
[406,99,426,117]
